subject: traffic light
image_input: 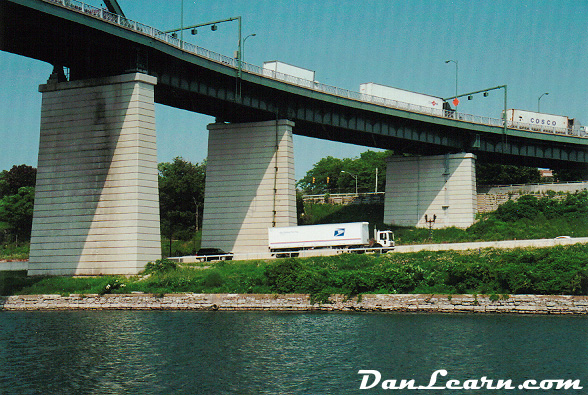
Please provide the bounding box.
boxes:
[312,177,315,184]
[326,177,330,184]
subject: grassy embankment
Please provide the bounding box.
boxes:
[302,192,588,243]
[5,245,588,300]
[2,191,588,298]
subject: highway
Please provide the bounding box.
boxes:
[394,237,588,254]
[2,0,588,168]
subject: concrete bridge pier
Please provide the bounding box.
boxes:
[28,73,161,276]
[384,153,477,228]
[201,120,297,258]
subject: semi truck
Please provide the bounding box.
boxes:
[263,60,316,81]
[268,222,394,257]
[359,82,451,116]
[504,109,577,134]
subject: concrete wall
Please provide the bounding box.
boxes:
[478,181,588,195]
[477,182,588,213]
[29,73,161,276]
[201,120,297,257]
[384,153,477,228]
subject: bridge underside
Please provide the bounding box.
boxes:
[2,0,587,170]
[2,0,586,275]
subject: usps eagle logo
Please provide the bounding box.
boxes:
[334,228,345,237]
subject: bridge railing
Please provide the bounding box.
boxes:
[43,0,586,138]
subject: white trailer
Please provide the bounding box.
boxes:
[359,82,447,116]
[263,60,316,82]
[268,222,394,256]
[505,109,569,133]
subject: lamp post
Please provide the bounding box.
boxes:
[341,171,358,195]
[180,0,184,41]
[538,92,549,112]
[164,16,243,76]
[424,214,436,240]
[443,84,508,153]
[242,33,256,64]
[445,59,458,99]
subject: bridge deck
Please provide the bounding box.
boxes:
[2,0,587,169]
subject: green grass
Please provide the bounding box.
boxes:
[0,242,29,260]
[161,230,202,258]
[6,244,588,298]
[2,274,127,296]
[2,192,587,298]
[302,194,588,245]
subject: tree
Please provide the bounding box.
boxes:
[551,167,588,182]
[297,156,343,194]
[158,157,206,241]
[476,163,541,185]
[297,150,391,194]
[0,186,35,241]
[0,164,36,198]
[0,165,37,242]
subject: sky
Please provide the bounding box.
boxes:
[1,0,587,180]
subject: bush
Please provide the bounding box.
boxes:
[144,258,178,275]
[494,195,540,222]
[203,271,224,288]
[99,279,126,295]
[264,258,302,293]
[0,271,29,296]
[8,244,588,298]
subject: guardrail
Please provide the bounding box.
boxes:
[42,0,586,138]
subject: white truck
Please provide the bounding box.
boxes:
[263,60,316,82]
[268,222,394,257]
[505,109,571,133]
[359,82,450,116]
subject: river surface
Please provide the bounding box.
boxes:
[0,311,587,394]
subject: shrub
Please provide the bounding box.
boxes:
[144,258,178,274]
[99,279,126,295]
[264,258,302,293]
[203,271,224,288]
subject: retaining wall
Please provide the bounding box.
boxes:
[2,293,587,314]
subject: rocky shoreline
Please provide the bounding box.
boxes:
[2,293,588,314]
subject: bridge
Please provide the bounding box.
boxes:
[2,0,587,275]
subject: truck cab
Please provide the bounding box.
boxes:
[374,230,395,248]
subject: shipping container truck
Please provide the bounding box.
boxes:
[505,109,571,133]
[263,60,316,81]
[359,82,450,116]
[268,222,394,257]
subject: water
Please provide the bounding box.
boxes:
[0,311,587,394]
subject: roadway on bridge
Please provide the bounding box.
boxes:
[2,0,587,169]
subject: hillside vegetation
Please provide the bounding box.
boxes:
[303,190,588,244]
[7,243,588,298]
[3,191,588,297]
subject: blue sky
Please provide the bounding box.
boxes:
[1,0,586,179]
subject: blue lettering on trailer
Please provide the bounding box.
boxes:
[334,228,346,237]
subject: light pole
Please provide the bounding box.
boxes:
[164,16,243,76]
[538,92,549,112]
[341,171,358,195]
[443,84,508,152]
[424,214,436,240]
[180,0,184,41]
[242,33,256,64]
[445,59,458,99]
